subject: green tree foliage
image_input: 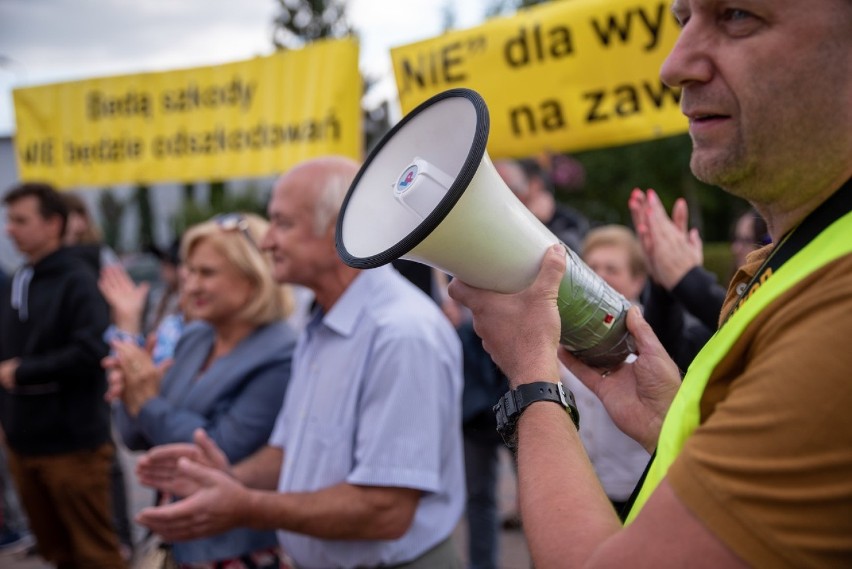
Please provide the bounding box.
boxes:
[209,180,226,211]
[269,0,392,155]
[561,136,747,242]
[135,184,154,249]
[485,0,551,18]
[173,184,269,236]
[363,93,390,154]
[183,182,196,204]
[272,0,354,50]
[98,190,125,252]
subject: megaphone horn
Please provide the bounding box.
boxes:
[335,88,634,369]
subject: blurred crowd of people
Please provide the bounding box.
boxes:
[3,2,850,568]
[0,152,770,569]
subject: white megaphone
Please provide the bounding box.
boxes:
[336,88,634,369]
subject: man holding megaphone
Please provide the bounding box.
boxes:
[449,1,852,567]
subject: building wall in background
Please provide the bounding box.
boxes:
[0,135,22,272]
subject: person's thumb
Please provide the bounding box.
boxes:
[193,428,216,452]
[538,244,568,296]
[194,429,229,470]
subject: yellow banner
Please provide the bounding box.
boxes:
[391,0,686,157]
[13,38,361,188]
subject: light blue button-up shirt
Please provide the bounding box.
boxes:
[269,265,465,569]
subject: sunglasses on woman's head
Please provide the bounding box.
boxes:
[214,213,260,251]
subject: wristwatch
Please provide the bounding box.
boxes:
[493,381,580,450]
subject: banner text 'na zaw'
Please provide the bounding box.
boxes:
[391,0,687,158]
[13,38,361,188]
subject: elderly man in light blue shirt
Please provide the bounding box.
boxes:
[135,156,466,569]
[270,261,464,567]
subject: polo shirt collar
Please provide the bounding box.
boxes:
[316,265,392,337]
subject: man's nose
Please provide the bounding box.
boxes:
[660,21,714,89]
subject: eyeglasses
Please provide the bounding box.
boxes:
[214,213,260,252]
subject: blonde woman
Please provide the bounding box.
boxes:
[104,213,296,568]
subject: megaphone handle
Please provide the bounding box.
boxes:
[569,318,635,370]
[555,245,635,370]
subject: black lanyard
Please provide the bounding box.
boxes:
[722,177,852,325]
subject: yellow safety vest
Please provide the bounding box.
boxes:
[625,207,852,524]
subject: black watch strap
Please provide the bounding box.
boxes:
[493,381,580,450]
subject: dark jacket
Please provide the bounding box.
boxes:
[670,266,728,331]
[459,321,508,445]
[642,278,717,372]
[0,247,112,455]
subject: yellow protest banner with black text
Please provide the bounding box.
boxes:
[391,0,686,157]
[13,38,361,188]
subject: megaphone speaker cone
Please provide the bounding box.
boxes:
[336,88,634,369]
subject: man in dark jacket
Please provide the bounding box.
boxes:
[0,182,125,568]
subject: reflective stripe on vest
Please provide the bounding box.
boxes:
[625,208,852,524]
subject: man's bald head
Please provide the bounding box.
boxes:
[273,156,361,237]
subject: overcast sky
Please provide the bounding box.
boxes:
[0,0,489,136]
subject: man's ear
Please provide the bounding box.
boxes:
[46,214,65,241]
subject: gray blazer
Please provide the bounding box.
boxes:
[113,319,296,563]
[115,319,296,461]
